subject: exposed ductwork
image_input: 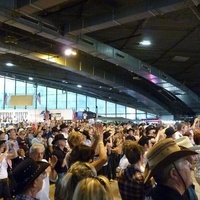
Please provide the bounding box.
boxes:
[64,0,197,35]
[15,0,72,15]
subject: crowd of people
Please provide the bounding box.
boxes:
[0,117,200,200]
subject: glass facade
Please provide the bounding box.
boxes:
[26,82,35,110]
[107,102,116,117]
[67,91,76,110]
[36,85,47,109]
[47,87,56,109]
[77,94,86,111]
[57,89,67,109]
[0,76,155,120]
[87,96,96,113]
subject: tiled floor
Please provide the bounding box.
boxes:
[49,171,200,200]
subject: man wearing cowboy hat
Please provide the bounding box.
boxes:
[29,143,58,200]
[144,138,197,200]
[176,136,200,200]
[10,158,49,199]
[52,134,68,199]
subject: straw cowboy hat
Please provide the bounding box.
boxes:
[6,125,16,132]
[176,136,200,150]
[10,158,49,195]
[144,138,197,183]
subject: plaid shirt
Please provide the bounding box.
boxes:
[118,165,153,200]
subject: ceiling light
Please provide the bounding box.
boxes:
[64,49,77,56]
[77,84,82,88]
[6,62,14,67]
[29,77,33,80]
[139,40,151,46]
[172,56,189,62]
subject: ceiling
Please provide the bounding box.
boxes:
[0,0,200,118]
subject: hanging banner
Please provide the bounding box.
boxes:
[10,95,33,106]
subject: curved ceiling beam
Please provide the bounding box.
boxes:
[0,5,197,115]
[74,34,200,113]
[0,40,170,115]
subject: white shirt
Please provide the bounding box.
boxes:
[36,159,50,200]
[0,157,8,179]
[119,155,129,170]
[174,131,183,139]
[36,175,50,200]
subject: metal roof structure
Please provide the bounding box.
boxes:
[0,0,200,119]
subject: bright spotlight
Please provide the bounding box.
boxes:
[64,49,77,56]
[139,40,151,45]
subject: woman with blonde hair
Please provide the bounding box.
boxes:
[72,175,113,200]
[55,161,97,200]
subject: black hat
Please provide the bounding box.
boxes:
[138,136,154,146]
[10,158,49,195]
[52,134,67,145]
[0,140,6,145]
[60,123,68,130]
[79,130,90,140]
[103,131,111,140]
[52,126,59,133]
[165,127,175,138]
[145,125,156,134]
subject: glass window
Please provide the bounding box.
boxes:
[36,85,47,109]
[16,80,26,95]
[67,91,76,110]
[107,101,116,117]
[77,94,86,111]
[136,109,146,120]
[87,96,96,113]
[126,107,136,120]
[5,77,15,109]
[147,113,157,119]
[117,104,125,118]
[57,89,67,109]
[47,88,56,109]
[27,82,36,109]
[0,76,4,109]
[97,99,105,115]
[15,80,26,109]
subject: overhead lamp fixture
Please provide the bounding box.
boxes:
[64,48,77,56]
[77,84,82,88]
[6,62,14,67]
[139,40,151,46]
[29,77,33,80]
